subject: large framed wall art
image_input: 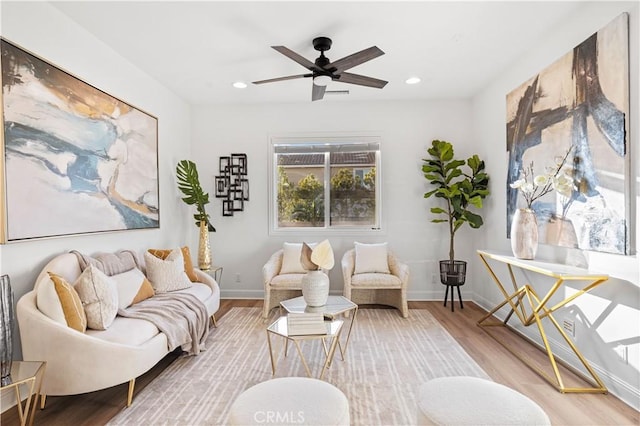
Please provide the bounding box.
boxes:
[0,39,159,243]
[506,13,631,255]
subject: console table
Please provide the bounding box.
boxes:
[476,249,609,394]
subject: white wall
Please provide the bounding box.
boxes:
[0,2,195,361]
[191,100,483,300]
[472,1,640,410]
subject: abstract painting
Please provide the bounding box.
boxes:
[0,39,159,242]
[506,13,630,255]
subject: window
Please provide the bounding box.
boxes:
[270,136,381,233]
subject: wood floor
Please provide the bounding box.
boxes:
[2,300,638,425]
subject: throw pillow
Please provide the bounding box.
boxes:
[144,248,193,293]
[354,242,390,274]
[74,265,118,330]
[47,272,87,332]
[280,242,316,274]
[147,246,199,282]
[111,268,155,310]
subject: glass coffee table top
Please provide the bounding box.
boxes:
[280,295,357,318]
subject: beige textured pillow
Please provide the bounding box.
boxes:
[47,272,87,332]
[280,242,316,274]
[354,242,390,274]
[74,265,118,330]
[111,268,155,309]
[144,248,193,293]
[147,246,199,282]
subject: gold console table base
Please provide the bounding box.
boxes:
[477,250,609,394]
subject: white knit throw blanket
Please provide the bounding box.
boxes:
[118,293,209,355]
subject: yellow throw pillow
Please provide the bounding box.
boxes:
[48,272,87,333]
[111,268,155,309]
[147,246,199,282]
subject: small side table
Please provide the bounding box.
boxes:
[266,316,343,380]
[201,266,223,284]
[0,361,46,426]
[280,295,358,360]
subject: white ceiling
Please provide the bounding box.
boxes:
[51,1,584,105]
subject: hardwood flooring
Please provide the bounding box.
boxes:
[2,300,638,425]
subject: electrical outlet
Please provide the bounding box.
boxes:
[562,319,575,337]
[614,345,629,364]
[431,273,437,284]
[235,273,241,283]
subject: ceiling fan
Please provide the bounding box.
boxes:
[252,37,388,101]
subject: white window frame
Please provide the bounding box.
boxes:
[269,134,383,236]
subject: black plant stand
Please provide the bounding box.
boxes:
[439,260,466,312]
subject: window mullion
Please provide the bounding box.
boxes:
[324,151,331,229]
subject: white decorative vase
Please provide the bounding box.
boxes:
[510,208,538,260]
[198,220,212,271]
[301,270,330,307]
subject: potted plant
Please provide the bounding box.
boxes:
[176,160,215,270]
[421,140,490,296]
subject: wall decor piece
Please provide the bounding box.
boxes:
[506,13,630,255]
[0,39,159,242]
[216,153,248,216]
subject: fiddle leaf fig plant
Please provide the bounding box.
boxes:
[422,140,490,262]
[176,160,216,232]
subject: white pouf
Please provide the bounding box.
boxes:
[417,376,551,425]
[228,377,350,425]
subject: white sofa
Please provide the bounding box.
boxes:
[16,251,220,407]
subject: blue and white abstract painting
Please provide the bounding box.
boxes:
[1,39,159,242]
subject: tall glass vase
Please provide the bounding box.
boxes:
[198,220,212,271]
[510,208,539,260]
[1,274,14,386]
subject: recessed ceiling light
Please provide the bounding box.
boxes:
[233,81,247,89]
[405,77,421,85]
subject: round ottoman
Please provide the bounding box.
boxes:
[417,376,550,425]
[228,377,349,425]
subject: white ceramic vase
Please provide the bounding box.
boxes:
[301,270,330,307]
[510,208,538,260]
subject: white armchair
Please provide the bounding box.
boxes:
[262,249,304,319]
[342,247,409,318]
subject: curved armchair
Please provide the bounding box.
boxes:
[262,249,304,318]
[342,248,409,318]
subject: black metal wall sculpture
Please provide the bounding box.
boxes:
[215,153,249,216]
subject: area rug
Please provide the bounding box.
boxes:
[108,308,489,425]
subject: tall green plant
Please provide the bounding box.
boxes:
[422,140,490,262]
[176,160,215,232]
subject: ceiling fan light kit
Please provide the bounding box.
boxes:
[253,36,387,101]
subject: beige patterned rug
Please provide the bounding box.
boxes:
[108,307,489,425]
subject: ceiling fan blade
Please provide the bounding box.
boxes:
[312,83,326,101]
[272,46,323,72]
[252,74,312,85]
[335,72,388,89]
[327,46,384,73]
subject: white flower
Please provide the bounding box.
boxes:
[533,175,548,186]
[510,148,573,209]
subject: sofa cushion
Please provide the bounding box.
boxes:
[350,273,401,287]
[144,249,193,293]
[111,268,155,310]
[270,273,305,288]
[47,272,87,332]
[147,246,199,282]
[85,316,160,346]
[354,242,390,274]
[74,265,118,330]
